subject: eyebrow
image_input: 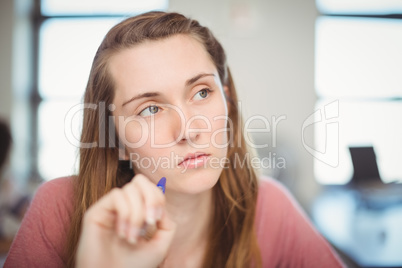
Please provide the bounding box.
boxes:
[185,73,215,87]
[122,73,215,107]
[122,92,160,107]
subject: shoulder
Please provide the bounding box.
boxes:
[254,176,301,265]
[257,176,297,209]
[35,176,74,196]
[257,175,286,194]
[30,176,76,225]
[255,176,346,267]
[30,176,75,215]
[25,175,76,228]
[5,176,76,266]
[256,175,316,233]
[255,176,301,239]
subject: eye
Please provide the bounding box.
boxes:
[193,88,211,100]
[139,105,160,116]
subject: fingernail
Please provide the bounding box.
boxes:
[128,227,139,244]
[156,207,163,221]
[146,208,156,225]
[118,220,127,239]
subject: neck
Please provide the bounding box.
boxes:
[163,189,213,266]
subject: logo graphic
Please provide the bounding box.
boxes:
[302,100,339,167]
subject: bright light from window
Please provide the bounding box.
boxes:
[38,100,82,180]
[42,0,168,15]
[314,100,402,185]
[315,17,402,99]
[39,18,122,99]
[316,0,402,15]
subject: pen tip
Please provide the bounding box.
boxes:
[157,177,166,194]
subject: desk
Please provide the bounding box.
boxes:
[312,187,402,267]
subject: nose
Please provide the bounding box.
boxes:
[182,120,200,144]
[172,106,205,145]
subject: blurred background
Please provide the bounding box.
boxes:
[1,0,402,267]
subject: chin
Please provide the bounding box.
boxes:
[163,167,222,195]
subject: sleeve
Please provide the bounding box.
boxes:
[256,179,346,268]
[4,177,74,268]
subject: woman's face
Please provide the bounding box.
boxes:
[110,35,229,195]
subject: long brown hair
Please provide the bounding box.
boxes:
[66,11,261,268]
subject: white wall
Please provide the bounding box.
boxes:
[169,0,320,208]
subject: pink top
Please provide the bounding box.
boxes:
[5,176,345,267]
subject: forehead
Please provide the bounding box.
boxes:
[108,34,218,96]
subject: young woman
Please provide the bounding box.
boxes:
[5,12,345,268]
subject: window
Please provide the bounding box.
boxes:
[314,0,402,184]
[41,0,168,15]
[33,0,168,181]
[316,0,402,15]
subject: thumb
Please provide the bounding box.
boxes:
[158,209,176,232]
[151,209,176,244]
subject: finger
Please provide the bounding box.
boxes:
[85,188,131,236]
[157,208,176,232]
[132,174,165,224]
[150,208,176,247]
[121,180,144,244]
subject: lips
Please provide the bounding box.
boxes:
[178,152,210,168]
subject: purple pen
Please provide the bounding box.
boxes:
[157,177,166,194]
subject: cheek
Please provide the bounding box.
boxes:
[208,99,229,146]
[122,120,172,166]
[116,116,150,147]
[119,116,174,150]
[210,116,229,148]
[126,143,170,178]
[149,117,177,146]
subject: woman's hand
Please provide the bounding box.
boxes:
[76,174,176,268]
